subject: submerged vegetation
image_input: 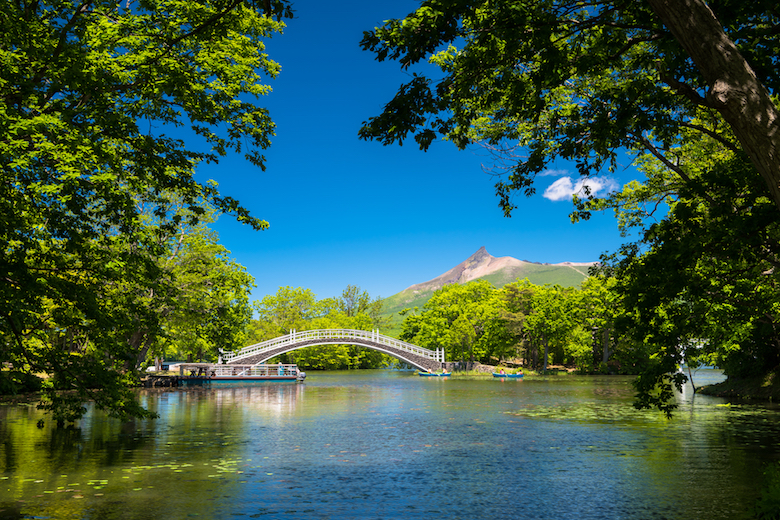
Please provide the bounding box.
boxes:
[755,461,780,520]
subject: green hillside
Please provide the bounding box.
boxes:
[479,263,591,288]
[379,262,592,337]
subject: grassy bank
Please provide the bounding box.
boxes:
[446,368,574,377]
[698,369,780,402]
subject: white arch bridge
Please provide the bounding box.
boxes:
[219,329,445,372]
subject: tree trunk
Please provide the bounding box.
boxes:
[128,329,151,371]
[646,0,780,210]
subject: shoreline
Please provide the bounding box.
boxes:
[698,370,780,402]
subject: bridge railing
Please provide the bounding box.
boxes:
[220,329,443,364]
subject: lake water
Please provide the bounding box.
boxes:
[2,370,780,519]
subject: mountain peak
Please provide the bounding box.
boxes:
[402,247,525,295]
[466,246,491,264]
[382,248,598,320]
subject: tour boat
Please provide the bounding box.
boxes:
[418,371,451,377]
[177,363,306,384]
[492,372,524,378]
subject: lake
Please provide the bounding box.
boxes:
[2,369,779,519]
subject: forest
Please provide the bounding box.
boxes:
[237,277,628,374]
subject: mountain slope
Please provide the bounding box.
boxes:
[380,247,595,332]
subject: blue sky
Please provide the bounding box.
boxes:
[199,0,643,302]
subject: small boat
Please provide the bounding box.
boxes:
[418,371,451,377]
[492,372,524,378]
[177,363,306,384]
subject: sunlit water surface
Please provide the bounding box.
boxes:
[2,370,780,519]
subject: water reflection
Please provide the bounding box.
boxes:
[1,371,779,519]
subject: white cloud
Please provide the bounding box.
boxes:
[542,176,618,202]
[539,168,569,177]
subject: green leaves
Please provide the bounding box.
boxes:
[249,285,390,370]
[361,0,780,215]
[1,0,291,420]
[361,1,679,210]
[362,0,780,414]
[154,213,256,364]
[401,280,520,364]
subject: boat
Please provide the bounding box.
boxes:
[418,371,451,377]
[177,363,306,384]
[492,372,523,378]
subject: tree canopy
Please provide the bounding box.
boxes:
[360,0,780,212]
[1,0,291,422]
[399,277,631,372]
[361,0,780,413]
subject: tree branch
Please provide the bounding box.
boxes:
[646,0,780,211]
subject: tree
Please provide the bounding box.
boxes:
[1,0,292,422]
[643,0,780,206]
[500,278,642,373]
[521,284,576,371]
[576,276,625,373]
[400,280,514,364]
[254,286,323,336]
[360,0,780,210]
[153,216,255,365]
[360,0,780,412]
[499,279,537,365]
[337,284,387,329]
[601,126,780,415]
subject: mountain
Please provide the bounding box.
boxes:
[380,247,595,332]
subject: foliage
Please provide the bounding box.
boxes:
[337,284,386,325]
[360,0,780,211]
[754,462,780,520]
[400,280,515,364]
[1,0,291,422]
[498,277,628,372]
[361,0,780,413]
[249,285,392,370]
[502,281,583,370]
[575,275,643,374]
[0,369,42,394]
[152,210,255,365]
[522,284,576,370]
[397,276,655,374]
[254,286,324,336]
[590,120,780,415]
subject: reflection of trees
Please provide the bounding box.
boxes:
[1,386,302,518]
[39,417,157,470]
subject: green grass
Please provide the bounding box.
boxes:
[479,264,589,288]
